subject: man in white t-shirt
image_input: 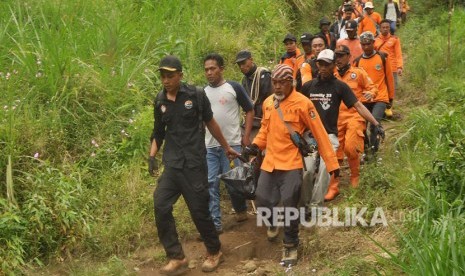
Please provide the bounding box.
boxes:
[384,0,401,34]
[338,6,363,40]
[203,53,255,233]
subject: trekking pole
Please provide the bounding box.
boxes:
[250,200,257,214]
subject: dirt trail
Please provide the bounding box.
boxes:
[133,160,399,275]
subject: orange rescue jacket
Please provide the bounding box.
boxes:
[357,12,382,36]
[253,90,339,173]
[354,52,394,103]
[335,66,378,122]
[336,38,363,64]
[280,48,305,79]
[374,34,403,70]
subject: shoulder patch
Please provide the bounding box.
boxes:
[310,110,316,119]
[350,72,357,79]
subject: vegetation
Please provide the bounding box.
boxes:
[361,1,465,274]
[1,0,464,275]
[0,0,338,274]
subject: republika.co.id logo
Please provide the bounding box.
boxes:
[256,207,404,227]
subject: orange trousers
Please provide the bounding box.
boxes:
[326,113,366,199]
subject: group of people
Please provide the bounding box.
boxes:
[148,0,405,274]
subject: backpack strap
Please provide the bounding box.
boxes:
[353,55,362,67]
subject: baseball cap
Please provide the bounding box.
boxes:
[158,55,182,72]
[364,2,374,9]
[319,17,331,26]
[334,45,351,55]
[345,20,358,31]
[283,33,297,43]
[360,31,375,43]
[316,49,335,63]
[271,64,293,80]
[300,33,313,44]
[235,50,252,63]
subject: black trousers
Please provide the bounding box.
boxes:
[153,165,221,259]
[255,169,303,246]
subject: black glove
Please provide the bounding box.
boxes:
[374,124,385,140]
[242,144,259,159]
[148,156,158,176]
[386,99,393,109]
[330,169,340,178]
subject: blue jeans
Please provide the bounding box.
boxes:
[207,145,246,230]
[389,20,397,34]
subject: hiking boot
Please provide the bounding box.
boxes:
[350,175,360,188]
[325,176,340,201]
[235,211,248,222]
[281,244,298,266]
[385,107,393,118]
[324,189,340,201]
[267,226,279,241]
[201,251,224,272]
[160,258,188,275]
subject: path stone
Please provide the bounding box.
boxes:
[244,260,257,272]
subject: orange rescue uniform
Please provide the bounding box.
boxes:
[280,48,305,79]
[253,90,339,173]
[357,12,382,36]
[355,52,394,103]
[374,34,403,72]
[336,38,363,64]
[333,66,377,187]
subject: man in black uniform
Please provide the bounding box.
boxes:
[316,17,337,50]
[300,49,383,203]
[235,50,272,140]
[148,55,240,275]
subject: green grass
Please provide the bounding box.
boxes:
[0,0,300,273]
[1,0,464,274]
[360,2,465,274]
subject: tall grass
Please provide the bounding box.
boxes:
[372,2,465,274]
[0,0,314,273]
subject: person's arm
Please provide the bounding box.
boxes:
[395,3,401,19]
[148,98,165,175]
[395,38,404,75]
[357,18,364,36]
[242,110,254,146]
[150,98,165,157]
[206,118,240,159]
[353,101,379,126]
[360,68,378,101]
[300,63,313,85]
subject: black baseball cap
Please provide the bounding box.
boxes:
[283,33,297,43]
[319,17,331,26]
[300,33,313,44]
[335,45,351,55]
[345,20,358,31]
[158,55,182,72]
[235,50,252,63]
